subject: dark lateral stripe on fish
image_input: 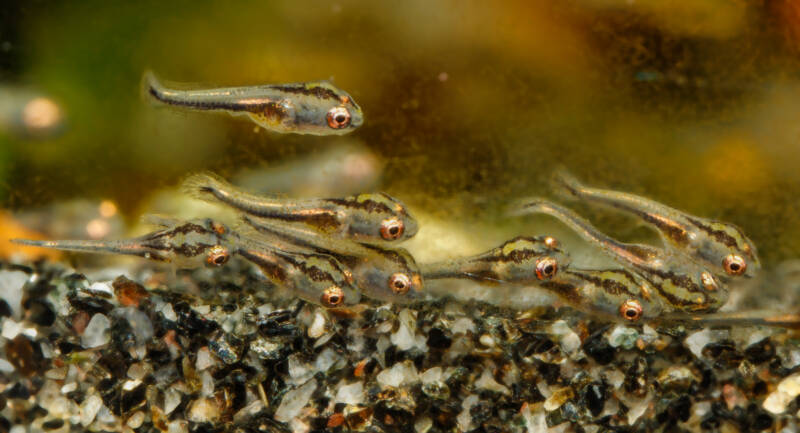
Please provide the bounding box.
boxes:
[145,240,216,260]
[540,280,584,305]
[360,244,414,270]
[323,197,398,215]
[276,84,340,101]
[257,211,341,231]
[476,249,546,264]
[627,209,689,244]
[563,270,640,298]
[685,216,741,249]
[272,250,340,284]
[148,86,277,113]
[648,278,702,308]
[237,248,289,283]
[640,266,706,294]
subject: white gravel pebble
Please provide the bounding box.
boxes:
[274,379,317,423]
[81,314,111,348]
[335,381,364,405]
[196,347,214,371]
[376,360,419,388]
[0,270,28,318]
[79,395,102,427]
[764,372,800,414]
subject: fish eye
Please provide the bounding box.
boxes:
[206,245,230,266]
[535,257,558,280]
[380,217,405,241]
[389,273,411,295]
[326,106,351,129]
[722,254,747,276]
[543,236,559,249]
[700,271,718,291]
[619,299,643,321]
[321,286,345,307]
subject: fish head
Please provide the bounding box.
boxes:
[291,81,363,135]
[712,222,761,278]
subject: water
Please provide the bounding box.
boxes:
[2,0,800,266]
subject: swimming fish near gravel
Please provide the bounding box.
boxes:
[512,199,729,313]
[183,172,418,245]
[242,216,424,304]
[552,169,760,278]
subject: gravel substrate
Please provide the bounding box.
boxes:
[1,260,799,433]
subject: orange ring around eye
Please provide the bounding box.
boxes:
[321,286,345,307]
[389,273,411,295]
[326,106,351,129]
[722,254,746,276]
[619,299,643,321]
[380,217,404,240]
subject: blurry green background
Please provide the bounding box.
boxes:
[2,0,800,265]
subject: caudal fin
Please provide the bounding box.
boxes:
[506,197,557,218]
[550,168,586,200]
[12,238,121,255]
[181,172,234,203]
[141,70,169,105]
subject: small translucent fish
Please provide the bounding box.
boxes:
[233,236,361,308]
[12,218,233,268]
[242,216,423,304]
[553,170,760,278]
[183,172,418,244]
[512,199,729,313]
[14,216,359,308]
[143,71,363,135]
[421,235,570,285]
[543,267,665,322]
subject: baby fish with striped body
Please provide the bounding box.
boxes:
[13,217,360,308]
[553,170,760,278]
[183,173,418,245]
[233,236,361,308]
[544,268,665,322]
[242,216,423,304]
[421,235,663,322]
[421,236,569,284]
[13,217,234,268]
[513,199,729,313]
[144,71,363,135]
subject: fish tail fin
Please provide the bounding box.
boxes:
[181,172,234,203]
[11,238,131,256]
[506,197,555,218]
[141,69,168,105]
[550,167,585,200]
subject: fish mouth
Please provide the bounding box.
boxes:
[350,114,365,129]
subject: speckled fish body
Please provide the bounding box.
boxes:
[554,170,760,278]
[183,172,418,245]
[421,236,571,285]
[12,218,233,268]
[242,216,423,304]
[233,236,361,308]
[144,71,363,135]
[542,268,666,322]
[515,199,729,313]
